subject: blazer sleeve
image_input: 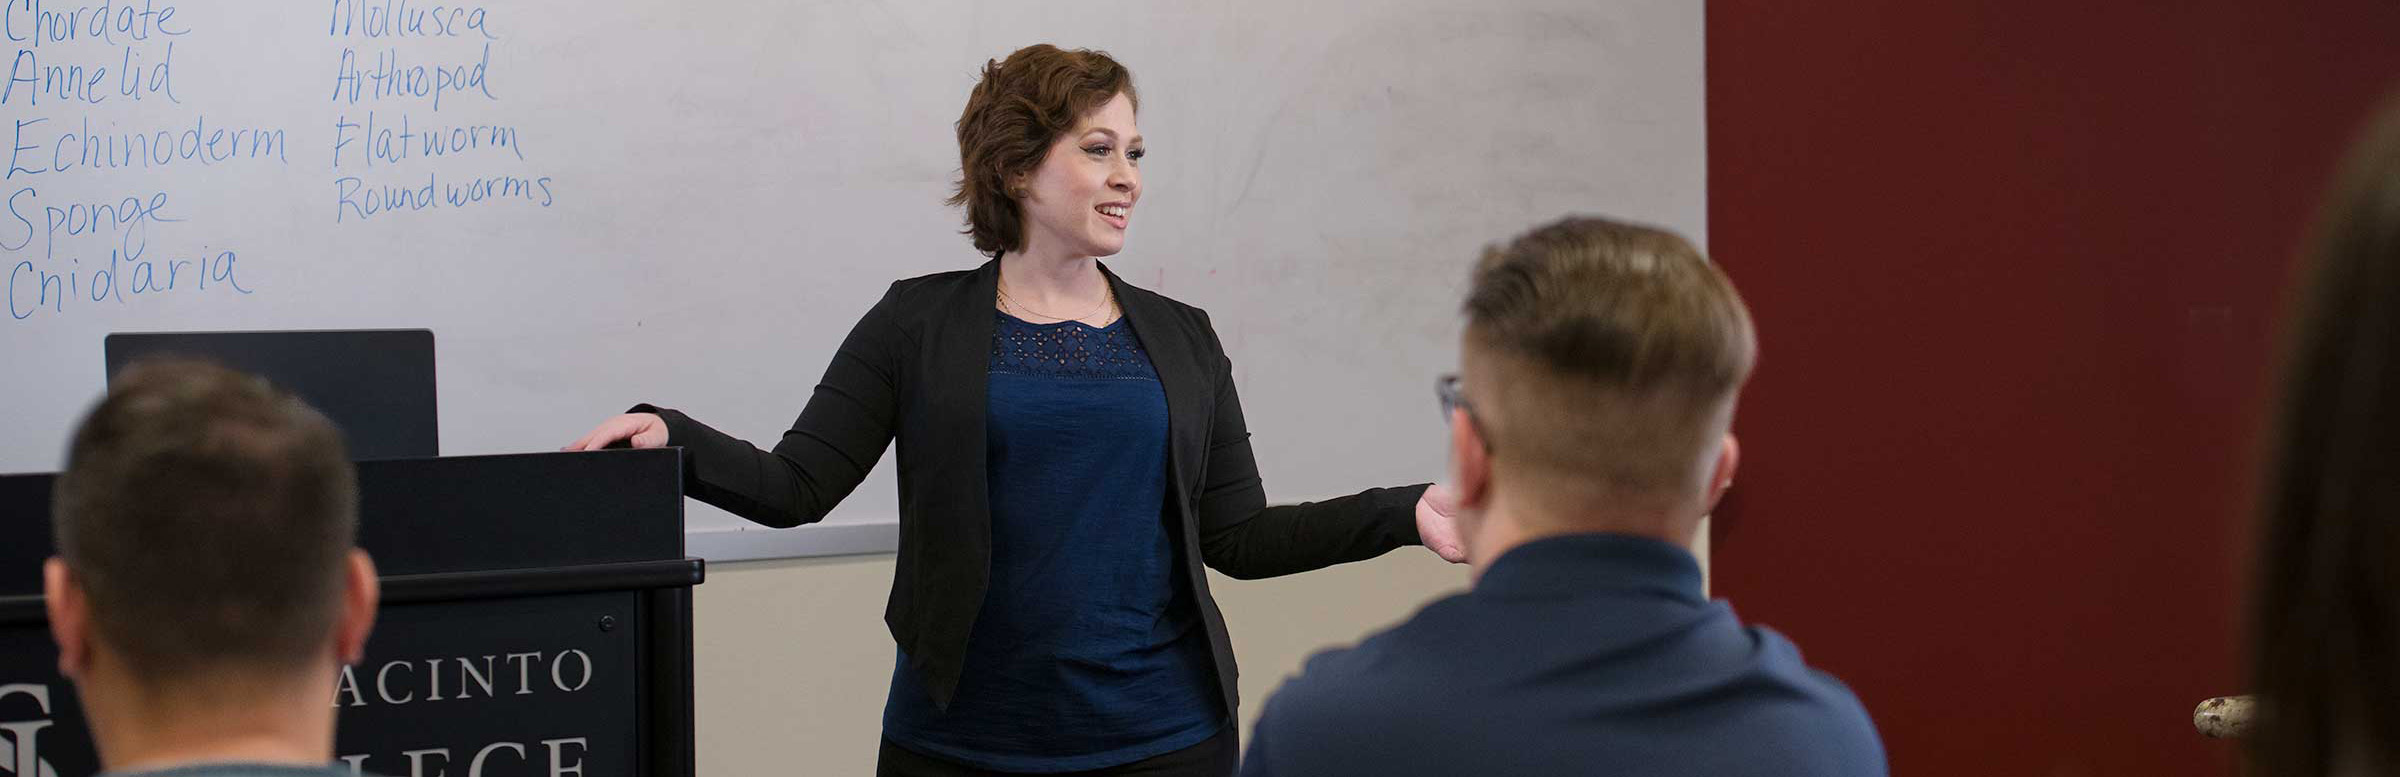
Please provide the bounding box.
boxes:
[631,285,907,528]
[1190,312,1430,580]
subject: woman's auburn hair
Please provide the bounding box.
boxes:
[948,44,1137,257]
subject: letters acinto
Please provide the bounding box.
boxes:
[333,649,594,708]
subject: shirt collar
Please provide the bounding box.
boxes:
[1474,532,1707,602]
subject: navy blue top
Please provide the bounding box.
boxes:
[1241,533,1886,777]
[882,312,1224,772]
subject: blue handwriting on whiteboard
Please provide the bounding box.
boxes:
[3,186,178,260]
[329,44,496,111]
[332,111,526,169]
[2,41,179,106]
[334,171,552,222]
[328,0,496,41]
[8,115,287,178]
[3,0,188,47]
[8,246,250,322]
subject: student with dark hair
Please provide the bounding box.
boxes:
[2246,93,2400,777]
[47,360,380,777]
[1240,216,1885,776]
[565,44,1462,776]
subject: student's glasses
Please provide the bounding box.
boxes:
[1436,374,1493,452]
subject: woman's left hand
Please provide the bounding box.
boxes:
[1415,484,1467,563]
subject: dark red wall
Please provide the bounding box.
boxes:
[1707,3,2400,774]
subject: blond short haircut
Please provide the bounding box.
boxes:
[1462,216,1757,501]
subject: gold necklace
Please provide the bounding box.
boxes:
[998,279,1116,324]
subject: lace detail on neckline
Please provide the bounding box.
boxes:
[990,311,1155,380]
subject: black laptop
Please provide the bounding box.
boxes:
[104,329,437,460]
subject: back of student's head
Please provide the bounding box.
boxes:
[2249,92,2400,777]
[1461,216,1757,516]
[53,359,359,690]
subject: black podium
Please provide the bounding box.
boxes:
[0,448,700,777]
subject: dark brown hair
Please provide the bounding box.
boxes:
[2249,93,2400,777]
[948,44,1137,257]
[1463,216,1758,495]
[53,359,357,684]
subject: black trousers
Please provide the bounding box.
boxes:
[875,728,1237,777]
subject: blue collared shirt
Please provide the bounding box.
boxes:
[1241,532,1886,777]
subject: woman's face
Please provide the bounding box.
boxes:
[1015,92,1143,260]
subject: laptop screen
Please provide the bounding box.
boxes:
[103,330,438,460]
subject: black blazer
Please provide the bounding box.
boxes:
[639,258,1428,713]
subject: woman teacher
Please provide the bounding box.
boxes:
[566,44,1463,777]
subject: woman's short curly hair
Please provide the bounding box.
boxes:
[948,45,1138,257]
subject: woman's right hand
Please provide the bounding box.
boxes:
[562,413,670,451]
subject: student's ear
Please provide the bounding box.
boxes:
[1449,408,1495,514]
[45,558,91,680]
[333,551,380,665]
[1704,433,1740,512]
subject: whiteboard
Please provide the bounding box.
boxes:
[0,0,1705,561]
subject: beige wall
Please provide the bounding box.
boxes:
[691,550,1471,775]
